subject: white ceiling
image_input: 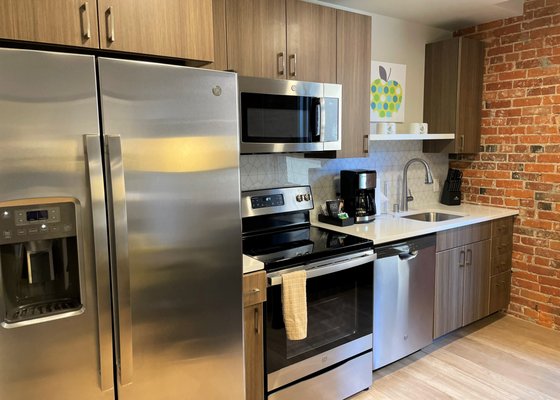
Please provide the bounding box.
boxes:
[319,0,524,31]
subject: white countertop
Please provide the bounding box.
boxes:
[312,203,519,245]
[243,254,264,274]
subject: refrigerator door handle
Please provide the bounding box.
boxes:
[84,135,114,392]
[105,134,134,386]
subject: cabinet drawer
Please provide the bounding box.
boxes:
[491,236,513,275]
[489,270,511,314]
[492,217,513,238]
[243,270,267,307]
[436,221,491,252]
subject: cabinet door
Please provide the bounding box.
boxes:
[98,0,214,61]
[0,0,99,48]
[489,270,512,314]
[335,10,371,159]
[226,0,286,78]
[244,304,264,400]
[207,0,227,70]
[462,239,491,326]
[434,247,464,339]
[286,0,336,83]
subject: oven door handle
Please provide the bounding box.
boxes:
[267,252,376,287]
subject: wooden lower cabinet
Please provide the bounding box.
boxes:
[488,217,514,314]
[434,238,491,339]
[243,271,266,400]
[244,303,264,400]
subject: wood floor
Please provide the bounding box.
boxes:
[351,313,560,400]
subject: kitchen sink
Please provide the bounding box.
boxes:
[401,211,463,222]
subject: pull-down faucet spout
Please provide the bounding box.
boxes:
[401,158,434,212]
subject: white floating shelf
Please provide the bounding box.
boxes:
[369,133,455,141]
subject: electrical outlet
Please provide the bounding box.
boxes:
[432,179,440,192]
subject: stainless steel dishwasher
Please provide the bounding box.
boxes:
[373,234,436,370]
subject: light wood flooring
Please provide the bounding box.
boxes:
[351,313,560,400]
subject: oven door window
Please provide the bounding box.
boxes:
[265,263,373,374]
[241,93,321,143]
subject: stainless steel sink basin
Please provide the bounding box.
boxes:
[401,212,463,222]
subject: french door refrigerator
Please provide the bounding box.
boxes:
[0,48,244,400]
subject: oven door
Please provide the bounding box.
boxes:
[238,77,341,154]
[265,251,374,393]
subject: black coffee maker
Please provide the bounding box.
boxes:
[340,170,377,223]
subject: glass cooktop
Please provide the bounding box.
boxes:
[242,225,373,272]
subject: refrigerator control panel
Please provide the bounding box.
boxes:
[0,200,77,245]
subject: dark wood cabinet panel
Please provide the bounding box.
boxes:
[98,0,214,61]
[434,247,464,339]
[225,0,287,79]
[0,0,99,48]
[286,0,336,83]
[463,240,491,326]
[335,9,371,159]
[423,37,484,154]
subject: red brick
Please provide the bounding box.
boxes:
[513,97,542,106]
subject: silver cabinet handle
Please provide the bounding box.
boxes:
[84,135,114,392]
[250,288,260,294]
[466,249,472,266]
[254,307,259,334]
[398,251,419,261]
[460,135,465,152]
[459,250,465,267]
[289,54,297,77]
[277,52,285,76]
[81,2,91,39]
[105,135,133,386]
[107,6,115,43]
[363,135,369,154]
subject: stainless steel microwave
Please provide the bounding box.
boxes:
[238,76,342,154]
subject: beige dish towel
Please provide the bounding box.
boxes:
[281,270,308,340]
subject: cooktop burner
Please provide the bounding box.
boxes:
[243,225,372,272]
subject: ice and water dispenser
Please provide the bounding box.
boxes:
[0,199,84,327]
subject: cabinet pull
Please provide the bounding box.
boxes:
[459,250,465,267]
[277,52,285,76]
[289,54,297,77]
[107,6,115,43]
[80,2,91,39]
[460,135,465,152]
[466,249,472,266]
[254,307,259,334]
[250,288,260,294]
[363,135,369,153]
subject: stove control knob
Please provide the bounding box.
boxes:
[296,194,304,202]
[304,193,311,201]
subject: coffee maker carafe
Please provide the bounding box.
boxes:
[340,170,377,223]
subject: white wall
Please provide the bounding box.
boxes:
[370,14,450,127]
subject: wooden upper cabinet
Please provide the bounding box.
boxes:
[207,0,227,70]
[335,10,371,158]
[286,0,336,83]
[97,0,214,61]
[225,0,286,78]
[423,37,484,154]
[0,0,99,48]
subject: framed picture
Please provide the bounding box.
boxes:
[370,61,406,122]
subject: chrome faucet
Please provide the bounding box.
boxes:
[401,158,434,211]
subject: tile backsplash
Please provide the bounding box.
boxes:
[240,140,449,218]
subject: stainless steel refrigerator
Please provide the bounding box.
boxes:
[0,48,244,400]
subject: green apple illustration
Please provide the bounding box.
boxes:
[371,65,403,118]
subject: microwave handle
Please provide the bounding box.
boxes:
[315,101,321,137]
[318,98,325,141]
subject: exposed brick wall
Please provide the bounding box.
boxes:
[452,0,560,331]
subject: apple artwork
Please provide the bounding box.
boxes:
[371,65,403,119]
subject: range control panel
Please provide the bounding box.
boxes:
[242,186,314,218]
[0,200,77,245]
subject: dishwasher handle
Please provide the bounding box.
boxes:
[398,251,419,261]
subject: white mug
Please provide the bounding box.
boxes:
[409,122,428,134]
[376,122,396,135]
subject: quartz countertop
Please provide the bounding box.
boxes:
[312,203,519,245]
[243,254,264,274]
